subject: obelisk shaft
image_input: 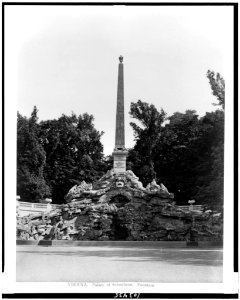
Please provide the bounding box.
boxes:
[115,62,125,148]
[113,56,128,173]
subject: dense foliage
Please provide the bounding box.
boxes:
[207,70,225,109]
[17,107,51,202]
[17,111,108,203]
[17,70,224,209]
[128,70,224,209]
[127,100,167,184]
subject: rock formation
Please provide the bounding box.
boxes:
[17,170,223,241]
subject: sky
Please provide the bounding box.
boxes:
[5,5,233,154]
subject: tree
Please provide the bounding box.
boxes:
[128,100,166,185]
[154,110,201,204]
[193,110,224,209]
[40,112,106,203]
[127,71,225,209]
[193,71,225,209]
[17,107,51,202]
[17,108,107,204]
[207,70,225,109]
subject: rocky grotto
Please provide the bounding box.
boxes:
[16,170,223,241]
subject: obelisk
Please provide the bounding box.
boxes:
[113,55,128,173]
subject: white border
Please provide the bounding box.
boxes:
[2,1,238,296]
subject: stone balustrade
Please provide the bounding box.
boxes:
[16,201,61,217]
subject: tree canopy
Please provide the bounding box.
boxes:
[127,70,224,209]
[17,110,108,203]
[17,107,51,202]
[207,70,225,109]
[128,100,166,185]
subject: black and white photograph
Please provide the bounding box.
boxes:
[2,2,238,297]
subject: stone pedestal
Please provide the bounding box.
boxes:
[113,149,128,173]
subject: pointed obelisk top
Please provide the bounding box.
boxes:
[119,55,123,63]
